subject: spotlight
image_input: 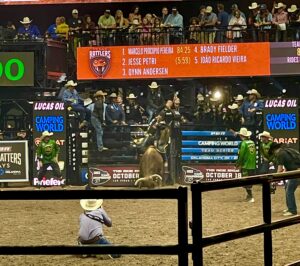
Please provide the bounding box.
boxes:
[282,89,286,94]
[213,91,222,100]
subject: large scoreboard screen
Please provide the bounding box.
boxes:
[0,52,34,86]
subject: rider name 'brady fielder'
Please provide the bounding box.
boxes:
[36,131,65,187]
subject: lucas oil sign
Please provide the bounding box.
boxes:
[0,141,29,182]
[264,98,299,150]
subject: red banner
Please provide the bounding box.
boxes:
[77,43,271,80]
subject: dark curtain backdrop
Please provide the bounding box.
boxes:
[0,0,296,34]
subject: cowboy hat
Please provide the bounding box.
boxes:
[109,92,117,98]
[148,81,160,89]
[72,9,79,14]
[94,90,107,97]
[65,80,77,87]
[126,93,137,99]
[249,2,260,9]
[20,17,32,24]
[40,131,53,140]
[288,5,298,12]
[205,6,213,13]
[238,127,252,137]
[260,4,267,10]
[84,98,93,106]
[80,199,103,211]
[228,103,239,110]
[247,89,261,98]
[234,94,244,101]
[259,131,272,139]
[275,2,286,9]
[197,93,204,101]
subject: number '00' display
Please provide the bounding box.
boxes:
[0,59,25,81]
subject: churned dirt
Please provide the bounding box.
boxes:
[0,185,299,266]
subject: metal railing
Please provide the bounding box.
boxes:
[191,170,300,266]
[0,187,189,265]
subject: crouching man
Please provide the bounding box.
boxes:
[78,199,121,259]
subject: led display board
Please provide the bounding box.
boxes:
[0,52,34,86]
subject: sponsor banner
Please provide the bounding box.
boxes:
[0,0,177,5]
[182,155,238,161]
[182,140,241,146]
[32,102,67,184]
[264,98,299,150]
[77,43,270,80]
[89,165,139,186]
[0,141,29,182]
[181,148,238,153]
[181,164,241,183]
[181,131,234,137]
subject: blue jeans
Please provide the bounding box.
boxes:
[146,107,156,123]
[285,179,299,214]
[96,237,121,258]
[72,104,91,122]
[91,116,103,149]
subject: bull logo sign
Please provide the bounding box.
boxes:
[182,166,204,184]
[89,167,111,186]
[89,49,111,78]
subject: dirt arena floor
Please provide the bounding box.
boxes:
[0,185,299,266]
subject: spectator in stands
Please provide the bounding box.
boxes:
[223,103,243,134]
[207,96,224,126]
[68,9,82,57]
[255,4,272,41]
[173,97,187,123]
[194,93,210,123]
[145,13,154,25]
[160,7,169,24]
[248,2,260,42]
[269,143,300,216]
[129,5,142,24]
[82,14,96,46]
[229,4,246,21]
[98,9,116,46]
[240,89,263,132]
[140,17,152,45]
[46,17,61,40]
[164,7,183,44]
[78,199,121,258]
[272,2,288,42]
[234,94,244,109]
[152,17,163,45]
[128,19,141,45]
[228,10,247,42]
[3,21,16,40]
[114,9,129,45]
[62,80,91,129]
[188,17,200,43]
[288,5,300,41]
[159,7,169,45]
[91,90,108,152]
[146,81,165,123]
[236,127,256,203]
[198,5,206,43]
[106,93,126,125]
[17,17,41,39]
[125,93,144,125]
[216,3,229,43]
[203,6,217,44]
[56,17,69,40]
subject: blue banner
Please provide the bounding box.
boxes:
[182,148,238,153]
[181,131,235,137]
[182,140,241,146]
[182,155,238,161]
[181,155,238,161]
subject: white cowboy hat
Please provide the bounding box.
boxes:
[109,92,117,98]
[228,103,239,110]
[247,89,261,98]
[275,2,286,9]
[84,98,93,106]
[238,127,252,137]
[40,131,53,140]
[65,80,77,87]
[148,81,160,89]
[249,2,260,9]
[205,6,213,13]
[126,93,137,99]
[80,199,103,211]
[234,94,244,101]
[288,5,298,12]
[72,9,79,14]
[94,90,107,97]
[20,17,32,24]
[197,93,204,101]
[259,131,272,139]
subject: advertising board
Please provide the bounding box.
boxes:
[0,140,29,182]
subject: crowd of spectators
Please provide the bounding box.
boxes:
[1,2,299,45]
